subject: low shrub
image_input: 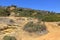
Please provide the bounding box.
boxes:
[3,35,16,40]
[23,22,48,35]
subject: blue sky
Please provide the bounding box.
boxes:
[0,0,60,13]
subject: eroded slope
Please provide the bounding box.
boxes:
[0,17,60,40]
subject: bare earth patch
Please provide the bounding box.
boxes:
[0,17,60,40]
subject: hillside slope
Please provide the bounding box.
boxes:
[0,5,60,21]
[0,17,60,40]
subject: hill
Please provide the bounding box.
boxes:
[0,5,60,40]
[0,5,60,22]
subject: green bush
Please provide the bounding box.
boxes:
[0,8,10,16]
[3,35,16,40]
[23,22,48,34]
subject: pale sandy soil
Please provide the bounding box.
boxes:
[22,22,60,40]
[0,17,60,40]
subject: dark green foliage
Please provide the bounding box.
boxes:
[3,35,16,40]
[42,14,60,22]
[0,7,10,16]
[23,22,48,35]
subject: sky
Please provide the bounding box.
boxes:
[0,0,60,13]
